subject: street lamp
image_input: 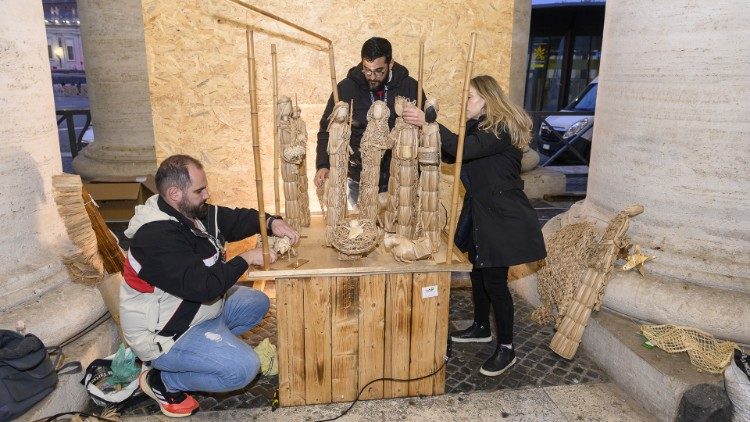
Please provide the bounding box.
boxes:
[53,46,64,69]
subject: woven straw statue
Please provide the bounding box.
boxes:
[550,204,644,359]
[416,98,441,252]
[357,100,390,221]
[324,101,352,246]
[291,104,311,227]
[278,96,302,231]
[384,96,419,238]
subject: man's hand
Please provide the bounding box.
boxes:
[240,247,277,266]
[271,219,300,245]
[314,168,329,188]
[402,105,426,127]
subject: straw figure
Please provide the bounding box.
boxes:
[278,96,302,231]
[357,100,390,220]
[416,98,442,252]
[291,103,311,227]
[550,204,644,359]
[384,96,420,238]
[324,101,352,246]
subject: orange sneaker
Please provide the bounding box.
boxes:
[139,368,199,417]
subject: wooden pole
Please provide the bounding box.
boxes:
[328,44,339,103]
[445,33,477,265]
[227,0,331,45]
[271,44,280,216]
[416,39,424,110]
[246,29,271,270]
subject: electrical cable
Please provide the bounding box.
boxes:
[55,311,111,349]
[33,411,119,422]
[315,353,450,422]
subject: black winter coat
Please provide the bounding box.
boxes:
[316,62,423,188]
[441,119,547,268]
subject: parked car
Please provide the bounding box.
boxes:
[538,77,597,164]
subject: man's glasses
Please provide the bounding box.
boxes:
[362,67,387,77]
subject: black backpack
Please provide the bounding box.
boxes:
[0,330,69,421]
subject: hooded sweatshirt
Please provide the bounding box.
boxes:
[316,62,424,187]
[119,195,264,361]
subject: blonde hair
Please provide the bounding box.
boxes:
[471,75,532,150]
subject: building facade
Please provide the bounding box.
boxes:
[44,0,84,71]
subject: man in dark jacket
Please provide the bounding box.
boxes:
[120,154,298,417]
[315,37,424,206]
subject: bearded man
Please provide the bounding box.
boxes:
[119,154,298,417]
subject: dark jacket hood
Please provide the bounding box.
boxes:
[345,61,411,91]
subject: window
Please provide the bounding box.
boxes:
[48,44,52,59]
[67,45,75,61]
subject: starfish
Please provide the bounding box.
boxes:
[621,245,655,276]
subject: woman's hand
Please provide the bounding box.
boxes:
[402,104,426,127]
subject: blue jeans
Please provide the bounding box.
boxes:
[152,286,270,393]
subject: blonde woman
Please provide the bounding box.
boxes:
[403,75,546,376]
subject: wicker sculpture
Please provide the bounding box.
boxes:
[278,96,303,231]
[291,103,311,227]
[416,98,441,251]
[331,219,381,260]
[550,204,644,359]
[384,96,420,238]
[357,100,390,220]
[324,101,352,246]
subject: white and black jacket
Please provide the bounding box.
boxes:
[119,195,268,361]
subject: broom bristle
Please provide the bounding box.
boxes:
[82,185,125,273]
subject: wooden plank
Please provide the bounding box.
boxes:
[303,277,332,404]
[383,273,412,398]
[432,272,451,394]
[331,276,359,402]
[245,215,471,279]
[408,272,440,396]
[358,273,386,400]
[276,278,306,406]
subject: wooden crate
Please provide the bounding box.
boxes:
[246,215,470,406]
[275,272,451,406]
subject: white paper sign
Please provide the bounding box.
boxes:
[421,285,438,299]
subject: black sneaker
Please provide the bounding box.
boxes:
[450,322,492,343]
[139,368,199,417]
[479,345,517,376]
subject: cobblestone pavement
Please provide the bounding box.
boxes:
[118,287,607,417]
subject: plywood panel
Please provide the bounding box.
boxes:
[303,277,332,404]
[408,272,439,396]
[383,273,412,398]
[141,0,521,212]
[432,272,451,394]
[358,273,386,400]
[276,278,305,406]
[330,276,359,402]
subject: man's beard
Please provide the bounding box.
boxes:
[179,196,209,219]
[368,70,389,91]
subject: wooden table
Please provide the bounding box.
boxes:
[245,215,471,406]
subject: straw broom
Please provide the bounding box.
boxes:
[52,174,125,284]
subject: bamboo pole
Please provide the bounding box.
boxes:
[223,0,338,102]
[445,33,477,265]
[329,45,339,103]
[416,39,424,110]
[246,29,271,270]
[271,44,280,216]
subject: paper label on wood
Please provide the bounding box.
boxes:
[421,285,438,299]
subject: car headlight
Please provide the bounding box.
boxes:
[563,118,591,139]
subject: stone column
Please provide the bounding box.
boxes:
[549,1,749,343]
[0,0,107,345]
[72,0,156,179]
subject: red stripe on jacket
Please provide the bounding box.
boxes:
[123,257,155,293]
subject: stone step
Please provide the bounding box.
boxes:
[25,318,120,421]
[509,272,731,422]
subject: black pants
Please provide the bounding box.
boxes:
[470,266,513,345]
